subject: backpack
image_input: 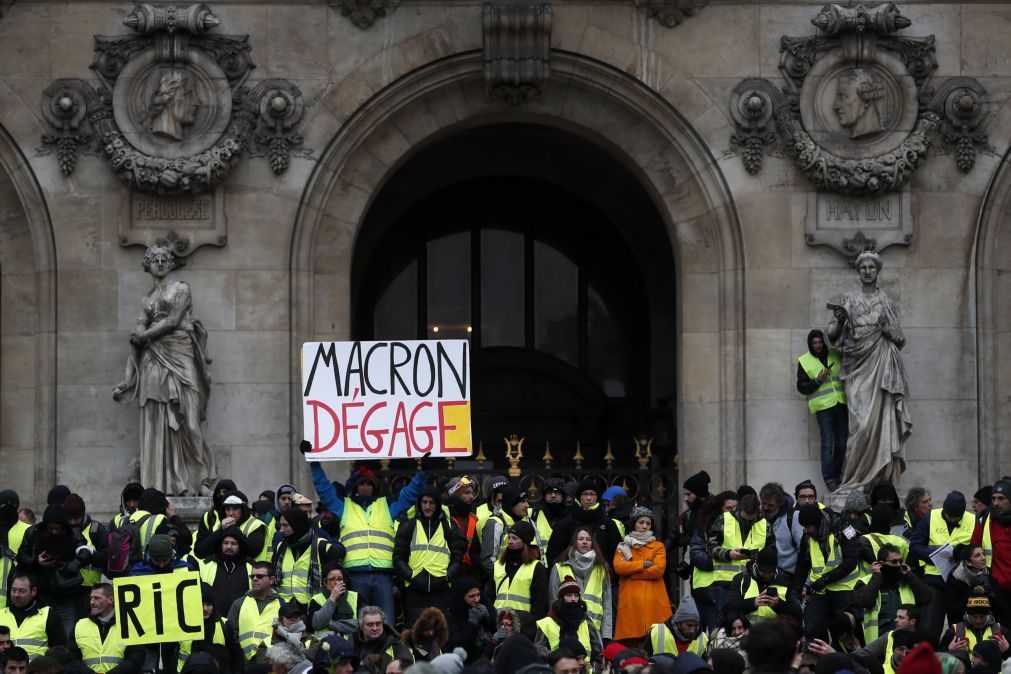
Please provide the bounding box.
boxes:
[106,513,151,573]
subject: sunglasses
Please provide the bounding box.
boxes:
[250,573,270,579]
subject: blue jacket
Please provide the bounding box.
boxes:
[310,462,425,521]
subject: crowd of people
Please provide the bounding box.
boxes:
[0,442,1008,674]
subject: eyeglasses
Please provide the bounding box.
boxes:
[325,576,343,583]
[249,573,269,580]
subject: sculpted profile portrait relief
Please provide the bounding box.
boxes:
[833,68,887,141]
[148,70,199,142]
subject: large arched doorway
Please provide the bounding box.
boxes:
[351,124,677,469]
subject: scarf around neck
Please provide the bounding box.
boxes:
[616,530,655,560]
[566,548,597,577]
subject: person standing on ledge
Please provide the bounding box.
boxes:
[797,329,848,492]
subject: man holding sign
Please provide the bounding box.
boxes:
[300,338,473,624]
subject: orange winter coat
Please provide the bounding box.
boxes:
[612,540,672,640]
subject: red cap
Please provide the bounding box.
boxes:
[602,643,626,663]
[897,642,940,674]
[356,467,380,487]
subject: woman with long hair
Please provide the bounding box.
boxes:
[549,526,613,640]
[613,506,671,643]
[493,521,549,638]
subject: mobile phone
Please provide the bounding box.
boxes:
[767,586,778,597]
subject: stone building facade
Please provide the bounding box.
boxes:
[0,0,1009,514]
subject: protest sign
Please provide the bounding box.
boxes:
[113,571,203,645]
[301,340,472,460]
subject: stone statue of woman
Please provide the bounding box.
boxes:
[826,251,912,491]
[113,242,216,495]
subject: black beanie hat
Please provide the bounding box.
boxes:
[47,485,71,505]
[509,521,537,546]
[943,491,967,517]
[0,490,19,509]
[501,486,528,511]
[798,504,822,527]
[200,582,214,605]
[756,545,778,572]
[281,507,311,539]
[975,486,993,504]
[577,479,599,498]
[543,478,566,495]
[683,471,711,498]
[737,484,757,500]
[870,481,900,506]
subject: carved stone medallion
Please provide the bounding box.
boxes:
[40,3,308,204]
[729,3,989,205]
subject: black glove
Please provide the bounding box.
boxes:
[299,440,312,454]
[676,561,692,580]
[419,452,432,473]
[61,560,81,575]
[810,578,827,594]
[75,546,94,565]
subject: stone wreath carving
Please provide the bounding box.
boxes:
[39,3,308,196]
[729,3,988,196]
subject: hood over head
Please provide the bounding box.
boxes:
[120,483,144,514]
[275,484,297,513]
[281,507,311,541]
[415,486,444,520]
[807,329,827,357]
[138,488,169,515]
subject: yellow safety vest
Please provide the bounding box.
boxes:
[924,509,974,576]
[408,521,450,582]
[648,622,708,657]
[692,564,715,590]
[493,560,537,613]
[178,617,227,670]
[80,523,103,587]
[883,632,898,674]
[798,351,846,414]
[489,512,516,553]
[861,583,915,644]
[309,591,359,638]
[341,498,395,569]
[555,563,607,632]
[237,596,280,661]
[130,510,167,553]
[954,622,1001,660]
[475,503,496,540]
[0,606,50,659]
[197,557,252,587]
[278,539,328,606]
[74,618,127,673]
[0,521,30,610]
[739,577,789,623]
[262,518,277,563]
[714,514,768,582]
[808,535,861,591]
[534,510,553,546]
[536,616,591,654]
[859,533,910,581]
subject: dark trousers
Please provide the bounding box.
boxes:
[922,579,948,641]
[804,589,853,639]
[693,583,726,634]
[815,404,848,483]
[403,586,454,626]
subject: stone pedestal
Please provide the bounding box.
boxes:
[170,496,212,528]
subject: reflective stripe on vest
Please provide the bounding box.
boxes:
[954,622,1001,660]
[341,498,396,569]
[262,518,277,563]
[883,632,897,674]
[555,563,607,632]
[309,591,359,638]
[409,521,450,580]
[475,503,494,540]
[178,618,227,670]
[130,510,167,553]
[278,539,327,605]
[238,597,280,661]
[0,521,30,610]
[75,617,127,673]
[534,510,552,547]
[740,577,789,623]
[925,510,974,576]
[798,351,846,414]
[0,606,50,659]
[648,623,708,656]
[714,514,768,582]
[536,616,590,654]
[198,558,252,588]
[80,524,103,587]
[862,583,915,644]
[859,533,910,582]
[808,536,861,591]
[493,560,537,612]
[983,517,998,568]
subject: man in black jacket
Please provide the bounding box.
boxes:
[393,487,465,624]
[546,480,621,563]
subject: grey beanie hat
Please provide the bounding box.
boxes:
[844,490,869,513]
[673,596,700,623]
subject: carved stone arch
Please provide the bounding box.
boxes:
[0,123,58,507]
[290,50,746,486]
[974,148,1011,483]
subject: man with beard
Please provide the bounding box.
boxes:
[974,479,1011,626]
[796,329,848,491]
[193,479,237,559]
[546,480,621,563]
[759,483,803,576]
[16,503,89,633]
[645,596,708,657]
[446,476,481,579]
[68,583,145,673]
[193,529,252,617]
[228,562,283,665]
[303,441,427,622]
[0,491,31,611]
[0,572,66,657]
[666,471,711,588]
[275,507,344,609]
[177,583,242,673]
[393,487,466,623]
[194,491,266,562]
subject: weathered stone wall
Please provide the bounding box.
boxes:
[0,1,1007,514]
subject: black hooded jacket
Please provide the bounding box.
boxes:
[546,504,621,563]
[17,504,90,602]
[797,329,833,396]
[135,489,193,557]
[194,479,237,554]
[393,487,466,591]
[193,490,266,560]
[191,527,254,617]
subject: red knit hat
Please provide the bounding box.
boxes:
[355,467,380,489]
[896,642,940,674]
[557,576,581,599]
[602,643,625,664]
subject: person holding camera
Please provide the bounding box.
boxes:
[15,503,90,637]
[723,545,801,626]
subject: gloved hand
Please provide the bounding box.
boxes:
[468,603,489,625]
[75,545,94,565]
[299,440,312,454]
[493,628,509,643]
[810,578,827,594]
[61,560,81,575]
[418,451,432,473]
